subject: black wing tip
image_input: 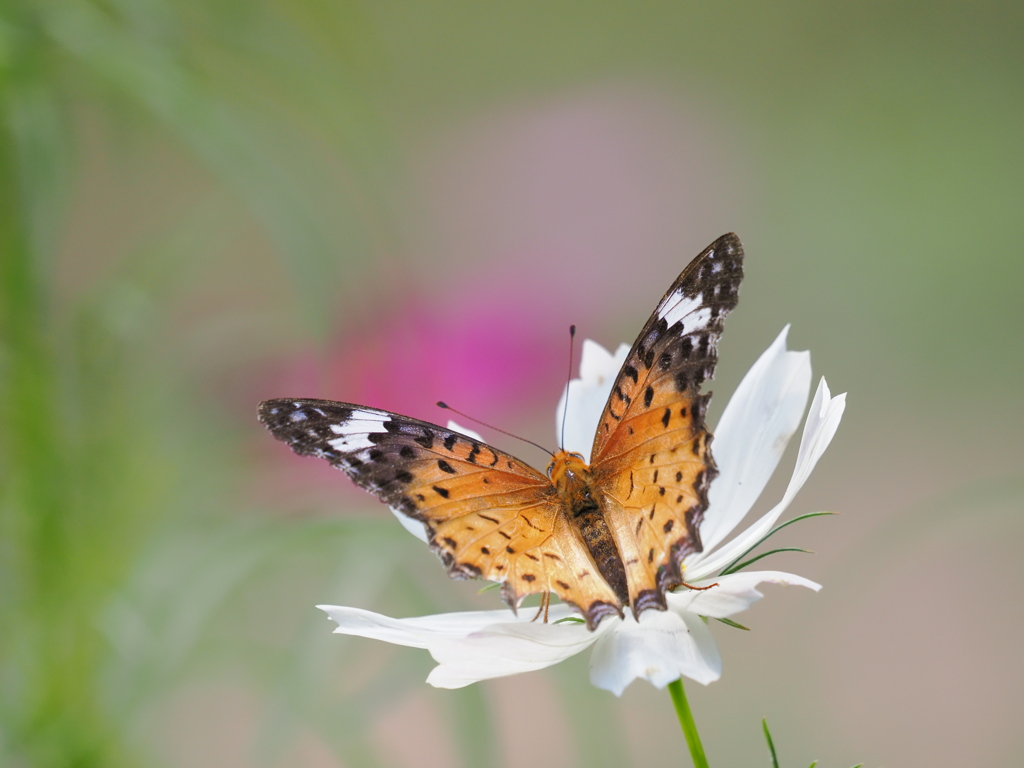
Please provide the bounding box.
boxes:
[257,399,289,427]
[706,233,744,264]
[698,233,745,279]
[640,530,705,607]
[584,600,625,630]
[712,231,742,250]
[257,398,316,430]
[631,588,668,619]
[257,398,356,423]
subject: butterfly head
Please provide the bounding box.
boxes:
[548,451,595,508]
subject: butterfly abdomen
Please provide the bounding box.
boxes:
[550,451,630,608]
[572,505,630,607]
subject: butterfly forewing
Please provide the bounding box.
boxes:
[590,233,744,615]
[257,399,622,624]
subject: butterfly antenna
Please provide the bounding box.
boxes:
[436,402,554,457]
[559,324,577,451]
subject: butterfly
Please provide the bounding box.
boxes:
[259,233,744,630]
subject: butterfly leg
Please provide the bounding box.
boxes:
[530,590,552,623]
[680,580,718,591]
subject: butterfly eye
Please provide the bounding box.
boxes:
[546,461,555,477]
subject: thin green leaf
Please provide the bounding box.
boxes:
[719,512,836,575]
[553,616,586,625]
[762,718,780,768]
[714,617,750,631]
[724,547,813,575]
[808,762,818,768]
[477,582,502,594]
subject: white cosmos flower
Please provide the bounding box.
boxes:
[319,326,846,695]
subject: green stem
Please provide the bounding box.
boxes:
[668,678,710,768]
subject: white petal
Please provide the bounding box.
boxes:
[317,604,519,648]
[588,610,721,695]
[579,338,621,381]
[690,378,846,579]
[446,420,485,442]
[390,507,429,542]
[783,378,846,508]
[425,613,604,688]
[666,570,821,619]
[320,604,599,688]
[555,340,630,460]
[698,327,811,553]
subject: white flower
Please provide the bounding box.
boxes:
[319,327,846,695]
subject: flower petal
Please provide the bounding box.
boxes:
[446,420,484,442]
[698,327,811,553]
[667,570,821,619]
[317,604,519,648]
[588,610,722,695]
[425,613,604,688]
[782,377,846,508]
[555,340,630,460]
[689,377,846,579]
[390,507,429,542]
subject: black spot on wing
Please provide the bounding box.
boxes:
[614,385,632,405]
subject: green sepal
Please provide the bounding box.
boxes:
[724,547,812,574]
[719,511,835,576]
[714,617,750,631]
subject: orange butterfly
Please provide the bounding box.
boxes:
[259,233,744,629]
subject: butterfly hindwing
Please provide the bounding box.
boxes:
[257,399,622,624]
[590,233,744,615]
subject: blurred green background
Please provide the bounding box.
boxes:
[2,1,1022,766]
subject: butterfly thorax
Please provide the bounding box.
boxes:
[548,451,595,511]
[548,451,630,606]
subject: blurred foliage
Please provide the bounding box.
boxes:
[1,0,1022,767]
[0,0,405,764]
